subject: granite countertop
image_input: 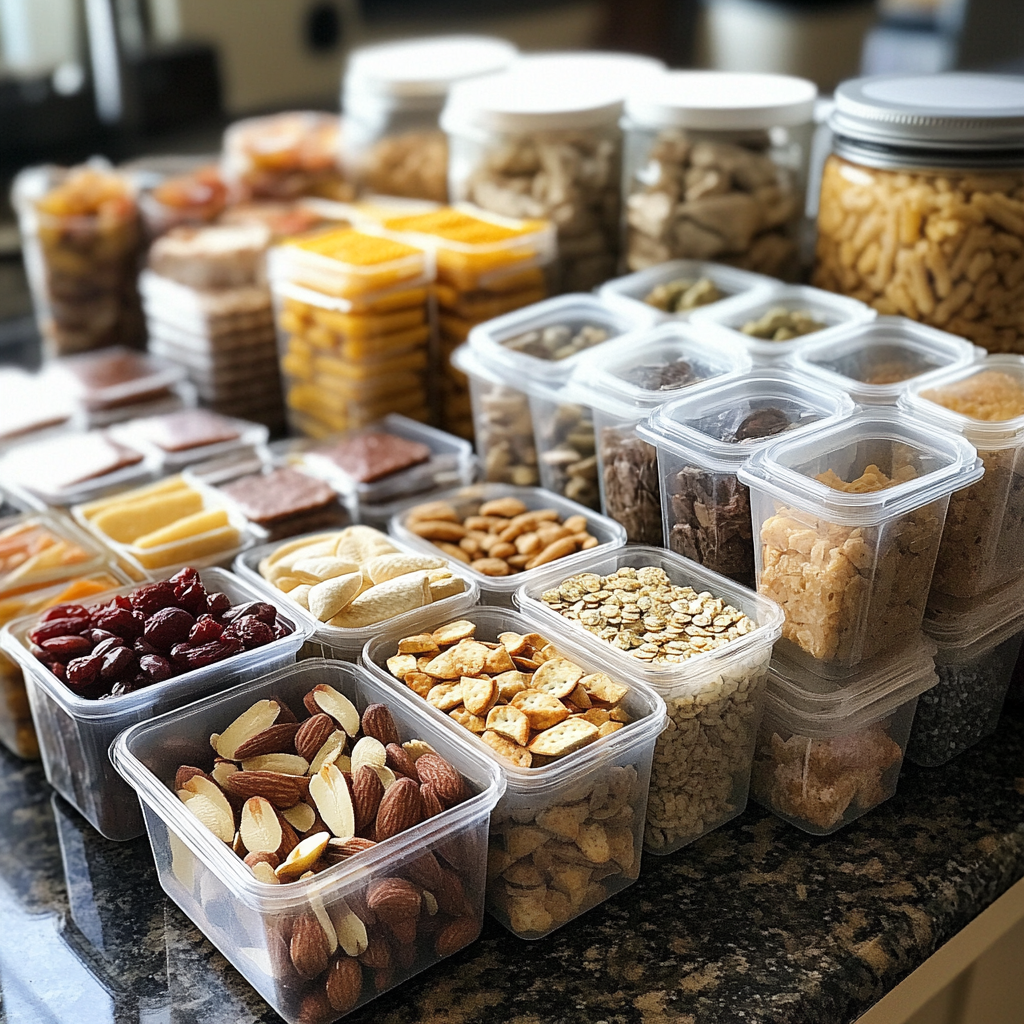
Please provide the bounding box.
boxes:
[0,705,1021,1024]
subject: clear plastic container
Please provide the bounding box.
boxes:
[900,356,1024,599]
[598,259,778,323]
[791,317,983,407]
[689,283,876,364]
[0,567,310,840]
[911,577,1024,766]
[568,322,751,543]
[0,368,74,451]
[514,545,785,853]
[0,511,111,594]
[110,659,504,1023]
[138,164,229,239]
[361,605,665,939]
[752,635,937,835]
[738,408,983,670]
[622,71,818,279]
[389,482,627,607]
[637,369,855,586]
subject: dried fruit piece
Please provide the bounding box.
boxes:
[240,797,283,854]
[308,763,355,841]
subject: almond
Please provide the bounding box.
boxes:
[240,753,309,776]
[240,796,283,854]
[308,763,355,840]
[360,704,400,747]
[366,876,421,925]
[350,736,387,776]
[413,753,467,808]
[328,898,369,957]
[295,714,334,761]
[277,815,299,858]
[433,867,473,917]
[323,836,377,865]
[374,777,423,841]
[326,956,363,1013]
[435,916,478,957]
[403,852,443,891]
[384,743,419,783]
[351,765,384,833]
[290,912,330,979]
[211,759,239,788]
[214,699,282,760]
[179,791,234,843]
[276,831,331,880]
[281,801,316,834]
[233,722,300,760]
[307,730,346,775]
[250,861,280,885]
[244,850,279,870]
[296,990,332,1024]
[386,917,417,945]
[357,931,392,970]
[419,782,445,819]
[179,776,235,841]
[222,771,305,809]
[174,765,209,790]
[308,684,360,737]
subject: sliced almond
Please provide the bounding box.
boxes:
[214,700,282,760]
[486,704,531,747]
[180,792,234,843]
[310,685,361,737]
[251,861,280,884]
[461,675,498,717]
[371,765,397,790]
[308,730,347,775]
[328,898,369,956]
[308,764,355,841]
[240,796,283,854]
[181,776,235,838]
[311,895,339,955]
[402,739,436,762]
[281,802,317,833]
[240,753,310,776]
[350,736,387,776]
[211,760,240,788]
[275,831,331,880]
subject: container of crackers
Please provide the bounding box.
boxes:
[363,608,665,938]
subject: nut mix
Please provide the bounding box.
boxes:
[359,131,449,203]
[476,383,539,486]
[643,276,724,313]
[534,401,600,509]
[502,323,610,361]
[382,618,630,768]
[403,496,599,577]
[740,307,827,342]
[26,568,291,699]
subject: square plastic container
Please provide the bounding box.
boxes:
[790,316,982,406]
[234,530,480,660]
[0,367,75,451]
[910,577,1024,766]
[515,545,785,854]
[567,322,751,543]
[751,635,937,835]
[899,356,1024,600]
[738,408,982,671]
[0,511,112,594]
[0,567,310,840]
[388,483,627,607]
[362,605,665,939]
[689,284,876,364]
[110,659,503,1024]
[637,369,854,587]
[598,259,777,322]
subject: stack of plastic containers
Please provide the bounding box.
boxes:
[271,226,436,438]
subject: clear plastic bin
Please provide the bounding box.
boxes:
[0,511,111,594]
[738,408,983,670]
[751,635,937,835]
[110,659,504,1024]
[514,545,785,853]
[389,482,627,607]
[46,347,188,415]
[0,567,310,840]
[568,322,751,543]
[0,368,74,451]
[900,356,1024,600]
[361,605,665,939]
[791,317,983,407]
[637,369,854,586]
[689,284,876,364]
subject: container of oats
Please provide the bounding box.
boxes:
[363,607,665,938]
[622,70,817,280]
[900,355,1024,599]
[752,635,937,835]
[568,322,751,543]
[342,36,517,203]
[814,73,1024,355]
[791,316,983,406]
[737,408,982,672]
[637,369,854,586]
[515,546,785,853]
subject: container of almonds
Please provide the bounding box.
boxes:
[515,547,784,853]
[388,485,627,607]
[690,284,875,364]
[363,609,665,938]
[111,658,503,1024]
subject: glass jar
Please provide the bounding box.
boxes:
[622,71,817,281]
[814,73,1024,355]
[342,35,516,203]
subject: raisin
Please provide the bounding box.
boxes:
[176,583,210,617]
[223,615,275,650]
[89,628,118,645]
[143,607,196,652]
[92,636,126,660]
[66,655,103,690]
[130,582,178,617]
[95,607,144,641]
[28,615,92,645]
[223,601,277,626]
[108,679,142,698]
[40,635,93,662]
[139,654,173,683]
[170,635,244,670]
[189,614,224,644]
[206,592,231,618]
[273,623,292,640]
[133,637,159,655]
[169,566,201,597]
[100,646,136,682]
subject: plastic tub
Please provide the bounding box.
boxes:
[791,317,983,407]
[362,605,665,938]
[514,545,785,853]
[568,322,751,543]
[637,369,854,586]
[389,483,627,607]
[900,355,1024,600]
[0,511,112,594]
[0,567,310,840]
[738,408,983,671]
[111,659,504,1024]
[689,284,875,364]
[751,635,937,835]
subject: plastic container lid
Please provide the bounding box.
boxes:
[0,368,74,448]
[512,51,665,98]
[737,407,984,527]
[625,70,818,131]
[792,316,983,407]
[45,347,187,413]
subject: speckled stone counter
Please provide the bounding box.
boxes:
[0,705,1021,1024]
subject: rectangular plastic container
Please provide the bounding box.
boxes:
[637,369,854,587]
[689,283,876,364]
[0,367,75,451]
[388,483,627,607]
[738,408,983,671]
[0,510,112,594]
[515,545,785,854]
[751,635,937,835]
[234,530,480,660]
[567,322,751,544]
[0,567,310,840]
[790,316,983,406]
[362,605,665,939]
[110,659,503,1024]
[900,355,1024,600]
[910,577,1024,766]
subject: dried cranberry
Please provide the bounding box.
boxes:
[176,583,209,617]
[28,615,92,645]
[189,614,224,644]
[273,623,291,640]
[139,653,173,683]
[48,661,66,682]
[94,607,144,641]
[143,607,196,653]
[92,636,126,660]
[39,635,93,662]
[206,592,231,619]
[133,637,159,656]
[130,582,178,617]
[40,603,88,624]
[66,655,103,690]
[223,615,275,650]
[170,635,244,670]
[100,646,136,681]
[89,628,118,645]
[169,566,201,597]
[108,679,142,698]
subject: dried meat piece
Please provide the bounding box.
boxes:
[317,432,431,483]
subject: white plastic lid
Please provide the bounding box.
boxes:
[344,35,517,99]
[625,70,817,131]
[514,51,665,96]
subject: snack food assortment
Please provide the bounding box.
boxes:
[140,165,230,237]
[117,408,263,467]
